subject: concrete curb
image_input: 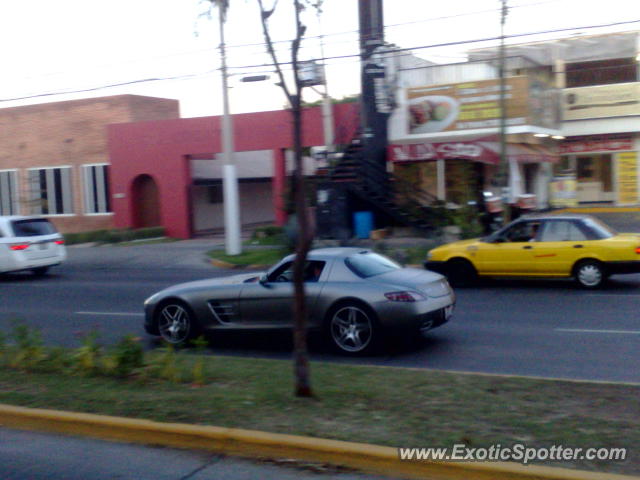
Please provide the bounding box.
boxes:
[210,258,269,270]
[0,404,636,480]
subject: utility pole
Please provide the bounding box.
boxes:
[218,6,242,255]
[359,0,389,197]
[498,0,510,219]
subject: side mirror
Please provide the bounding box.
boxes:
[259,274,269,285]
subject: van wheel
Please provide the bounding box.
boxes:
[32,267,50,276]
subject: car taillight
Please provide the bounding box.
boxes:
[9,243,30,251]
[384,291,426,302]
[55,239,65,245]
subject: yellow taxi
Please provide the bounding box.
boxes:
[425,214,640,288]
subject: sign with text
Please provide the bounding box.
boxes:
[406,76,558,134]
[559,136,633,154]
[616,152,638,205]
[563,83,640,121]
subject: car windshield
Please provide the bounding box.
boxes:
[11,219,57,236]
[582,217,616,239]
[345,252,401,278]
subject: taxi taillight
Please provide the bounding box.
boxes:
[636,246,640,255]
[9,243,29,251]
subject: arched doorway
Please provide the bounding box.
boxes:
[131,174,161,228]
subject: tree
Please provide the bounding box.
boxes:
[257,0,320,398]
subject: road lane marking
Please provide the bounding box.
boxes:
[75,311,144,317]
[556,328,640,335]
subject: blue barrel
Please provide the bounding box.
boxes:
[353,211,374,239]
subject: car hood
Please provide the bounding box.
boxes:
[433,238,481,251]
[159,272,262,294]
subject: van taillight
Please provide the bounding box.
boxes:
[55,239,65,245]
[10,243,29,251]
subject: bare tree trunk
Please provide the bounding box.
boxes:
[290,92,313,397]
[257,0,314,398]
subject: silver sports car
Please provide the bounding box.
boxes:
[144,248,455,354]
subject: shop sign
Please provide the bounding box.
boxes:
[616,152,638,205]
[549,175,578,208]
[390,142,487,162]
[559,137,633,154]
[563,83,640,121]
[405,76,557,135]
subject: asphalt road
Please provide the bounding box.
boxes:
[1,241,639,383]
[0,427,397,480]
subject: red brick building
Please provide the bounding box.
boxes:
[0,94,359,238]
[0,95,179,232]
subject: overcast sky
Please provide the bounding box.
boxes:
[1,0,638,118]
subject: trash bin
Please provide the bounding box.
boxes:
[353,211,374,239]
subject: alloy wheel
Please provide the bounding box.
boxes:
[330,305,373,353]
[157,303,192,344]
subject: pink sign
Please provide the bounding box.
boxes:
[559,137,632,154]
[389,142,499,164]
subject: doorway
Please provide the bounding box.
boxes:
[131,174,161,228]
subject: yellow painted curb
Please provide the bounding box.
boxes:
[554,207,640,213]
[210,258,241,269]
[0,404,636,480]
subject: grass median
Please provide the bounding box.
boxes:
[0,352,638,476]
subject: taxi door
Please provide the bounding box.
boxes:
[530,220,590,275]
[475,220,539,275]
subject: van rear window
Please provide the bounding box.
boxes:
[11,219,57,236]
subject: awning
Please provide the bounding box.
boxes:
[389,140,559,164]
[477,142,559,164]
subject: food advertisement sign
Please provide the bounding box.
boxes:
[549,175,578,208]
[406,77,557,135]
[616,152,638,205]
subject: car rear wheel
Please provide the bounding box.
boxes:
[446,259,477,287]
[31,267,49,276]
[327,303,378,355]
[574,260,605,289]
[156,301,199,346]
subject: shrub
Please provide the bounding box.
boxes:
[9,321,45,371]
[109,335,144,378]
[72,330,103,376]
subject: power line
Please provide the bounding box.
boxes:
[2,18,638,103]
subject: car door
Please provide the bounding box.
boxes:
[532,220,591,275]
[238,260,326,326]
[476,220,540,275]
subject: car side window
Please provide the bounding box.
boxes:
[501,221,539,243]
[267,261,294,282]
[303,261,325,282]
[539,221,588,242]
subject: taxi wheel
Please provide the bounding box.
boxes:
[574,260,605,289]
[446,259,477,287]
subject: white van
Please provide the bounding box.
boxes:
[0,216,67,275]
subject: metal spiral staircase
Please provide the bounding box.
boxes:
[316,137,444,238]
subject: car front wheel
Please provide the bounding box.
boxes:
[574,260,605,289]
[156,301,198,345]
[327,303,377,355]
